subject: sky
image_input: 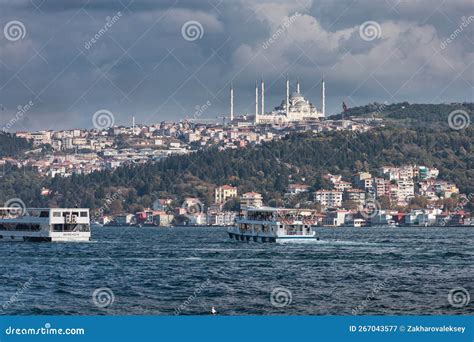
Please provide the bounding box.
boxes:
[0,0,473,131]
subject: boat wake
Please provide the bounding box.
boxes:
[278,239,379,246]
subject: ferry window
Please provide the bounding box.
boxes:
[53,212,61,217]
[77,224,90,232]
[53,224,63,232]
[40,211,49,217]
[80,212,88,217]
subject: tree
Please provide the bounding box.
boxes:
[222,198,240,211]
[409,196,430,209]
[109,200,123,215]
[378,195,391,209]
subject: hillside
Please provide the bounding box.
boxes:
[0,132,32,158]
[0,103,472,213]
[331,102,473,128]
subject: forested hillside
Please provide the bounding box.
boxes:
[0,119,472,213]
[0,132,31,157]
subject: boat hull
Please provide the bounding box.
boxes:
[228,231,315,243]
[0,231,91,242]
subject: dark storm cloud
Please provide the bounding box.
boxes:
[0,0,472,131]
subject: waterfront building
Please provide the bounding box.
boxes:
[388,179,415,205]
[343,188,366,205]
[240,192,263,209]
[373,177,391,198]
[207,211,236,226]
[354,172,373,190]
[115,214,135,226]
[323,210,349,226]
[314,190,343,208]
[214,185,238,204]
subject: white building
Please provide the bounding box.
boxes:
[229,78,325,126]
[314,190,343,208]
[240,192,263,209]
[207,211,237,226]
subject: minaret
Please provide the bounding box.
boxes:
[230,85,234,121]
[255,81,259,124]
[286,77,289,116]
[321,78,325,117]
[261,79,264,116]
[296,79,300,93]
[132,116,135,134]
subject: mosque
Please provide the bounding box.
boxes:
[229,78,325,125]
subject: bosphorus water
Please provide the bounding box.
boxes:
[0,226,472,315]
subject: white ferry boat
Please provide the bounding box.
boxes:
[0,208,91,242]
[228,207,317,242]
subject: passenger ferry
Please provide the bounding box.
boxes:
[0,208,91,242]
[228,207,317,242]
